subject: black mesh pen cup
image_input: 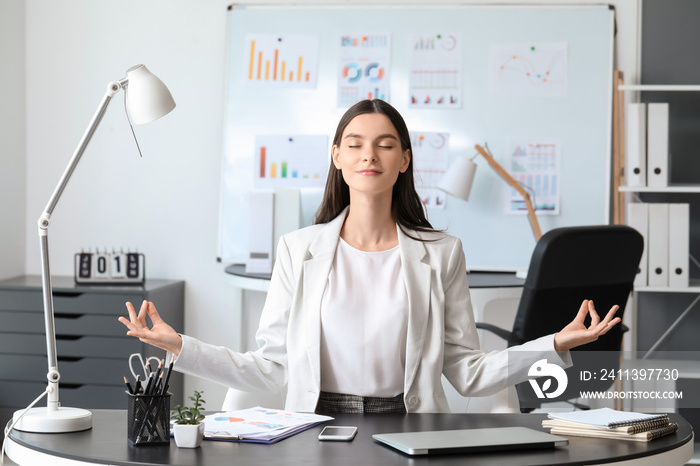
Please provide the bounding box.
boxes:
[127,392,171,446]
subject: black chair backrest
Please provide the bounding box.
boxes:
[509,225,643,409]
[510,225,643,348]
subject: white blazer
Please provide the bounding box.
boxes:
[176,207,570,413]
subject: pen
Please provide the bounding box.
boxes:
[160,357,174,395]
[134,375,143,395]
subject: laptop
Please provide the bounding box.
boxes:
[372,426,569,456]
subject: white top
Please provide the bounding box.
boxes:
[319,237,408,397]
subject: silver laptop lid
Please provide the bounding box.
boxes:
[373,426,569,456]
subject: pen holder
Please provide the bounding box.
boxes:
[127,392,171,446]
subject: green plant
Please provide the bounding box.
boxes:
[171,390,206,425]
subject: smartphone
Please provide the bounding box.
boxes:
[318,426,358,441]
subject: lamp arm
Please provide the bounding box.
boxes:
[37,79,125,411]
[474,144,542,241]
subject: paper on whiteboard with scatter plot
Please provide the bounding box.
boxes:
[337,33,391,108]
[410,131,450,209]
[409,33,463,108]
[505,138,561,216]
[490,42,568,97]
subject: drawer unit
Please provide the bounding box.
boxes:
[0,275,184,423]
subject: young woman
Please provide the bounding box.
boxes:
[119,99,621,414]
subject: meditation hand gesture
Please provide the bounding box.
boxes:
[118,300,183,355]
[553,299,621,352]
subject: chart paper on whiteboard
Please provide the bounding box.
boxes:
[254,135,328,189]
[410,131,450,209]
[504,138,561,215]
[244,34,319,88]
[337,32,391,107]
[408,32,463,108]
[489,42,568,97]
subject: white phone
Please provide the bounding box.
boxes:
[318,425,358,441]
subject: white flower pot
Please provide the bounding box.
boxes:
[173,422,205,448]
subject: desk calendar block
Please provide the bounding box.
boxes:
[75,251,145,285]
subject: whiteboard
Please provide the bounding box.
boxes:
[218,4,614,271]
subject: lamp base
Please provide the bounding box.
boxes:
[12,406,92,433]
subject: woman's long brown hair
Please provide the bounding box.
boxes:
[314,99,437,239]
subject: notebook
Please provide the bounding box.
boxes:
[547,408,669,428]
[372,427,569,456]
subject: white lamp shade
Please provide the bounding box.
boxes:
[438,156,478,201]
[125,64,176,124]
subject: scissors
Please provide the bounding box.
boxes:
[129,353,162,381]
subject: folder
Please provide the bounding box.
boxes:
[647,203,669,287]
[668,203,689,288]
[625,103,647,187]
[647,103,669,187]
[246,191,274,274]
[627,203,649,287]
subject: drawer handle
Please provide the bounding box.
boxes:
[53,291,84,298]
[54,313,84,319]
[59,383,85,389]
[57,356,84,362]
[56,335,83,341]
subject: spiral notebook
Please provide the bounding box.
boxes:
[547,408,669,429]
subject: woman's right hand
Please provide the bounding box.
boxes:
[118,300,183,355]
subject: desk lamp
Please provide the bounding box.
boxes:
[13,65,176,433]
[439,144,542,241]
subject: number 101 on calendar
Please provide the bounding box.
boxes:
[74,251,145,285]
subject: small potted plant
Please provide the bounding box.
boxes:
[171,390,206,448]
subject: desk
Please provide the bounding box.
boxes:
[7,410,693,465]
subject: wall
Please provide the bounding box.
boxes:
[20,0,641,410]
[0,0,26,280]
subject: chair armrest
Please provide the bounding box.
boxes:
[475,322,512,341]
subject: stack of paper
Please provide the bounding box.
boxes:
[201,406,333,444]
[543,408,677,442]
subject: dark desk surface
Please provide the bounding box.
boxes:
[225,264,526,289]
[8,411,693,466]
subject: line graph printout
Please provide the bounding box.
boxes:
[254,135,328,189]
[337,33,391,108]
[410,131,450,209]
[244,34,319,88]
[490,42,568,97]
[409,33,463,109]
[504,138,561,215]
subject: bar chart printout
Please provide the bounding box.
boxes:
[337,32,391,107]
[409,32,463,109]
[254,135,328,189]
[245,34,320,88]
[504,137,561,215]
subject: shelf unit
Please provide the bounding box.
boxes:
[614,80,700,461]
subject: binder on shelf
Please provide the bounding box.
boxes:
[668,203,689,288]
[246,191,274,274]
[627,203,649,287]
[647,103,669,187]
[625,103,647,187]
[648,203,669,287]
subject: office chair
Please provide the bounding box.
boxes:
[476,225,643,412]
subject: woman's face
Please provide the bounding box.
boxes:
[332,113,410,199]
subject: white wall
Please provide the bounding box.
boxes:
[21,0,640,410]
[0,0,26,280]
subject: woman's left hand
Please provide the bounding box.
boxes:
[553,299,621,352]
